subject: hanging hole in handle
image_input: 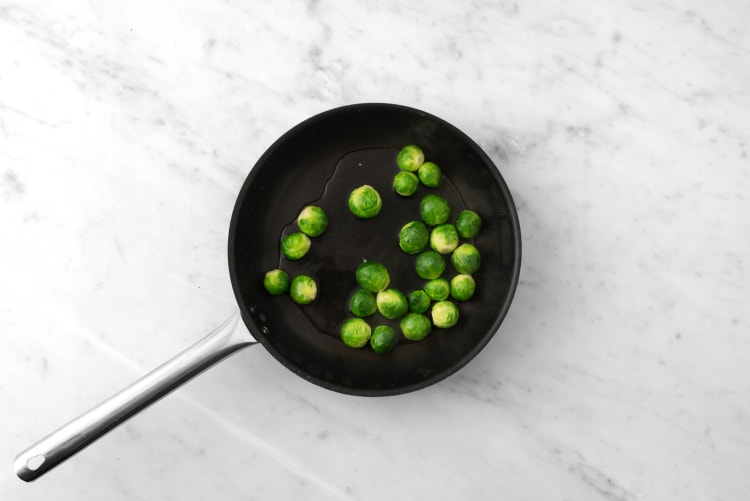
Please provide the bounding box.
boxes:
[27,454,46,471]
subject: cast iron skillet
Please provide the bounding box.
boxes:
[15,103,521,482]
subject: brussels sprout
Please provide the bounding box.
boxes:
[289,274,317,304]
[396,144,425,172]
[355,261,390,292]
[393,171,419,197]
[297,205,328,237]
[370,325,398,354]
[341,318,372,348]
[450,274,476,301]
[399,220,429,254]
[455,209,482,239]
[349,185,382,219]
[349,289,377,317]
[400,313,432,341]
[263,269,290,295]
[452,243,481,274]
[420,194,451,226]
[415,250,446,280]
[424,278,450,301]
[429,224,459,254]
[280,232,311,260]
[408,290,431,314]
[431,301,459,328]
[376,288,409,320]
[418,161,442,188]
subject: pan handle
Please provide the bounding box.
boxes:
[14,311,257,482]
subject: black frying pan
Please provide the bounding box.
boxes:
[15,103,521,481]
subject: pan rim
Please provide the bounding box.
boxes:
[228,102,522,396]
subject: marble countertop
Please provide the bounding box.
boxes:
[2,1,749,499]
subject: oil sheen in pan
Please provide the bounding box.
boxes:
[275,147,472,345]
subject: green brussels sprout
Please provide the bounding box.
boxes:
[415,250,446,280]
[370,325,398,354]
[424,278,450,301]
[408,290,431,314]
[418,161,442,188]
[452,243,481,274]
[400,313,432,341]
[431,301,459,328]
[280,232,311,260]
[289,274,317,304]
[429,224,459,254]
[341,318,372,348]
[420,194,451,226]
[399,220,429,254]
[349,185,382,219]
[376,288,409,320]
[297,205,328,237]
[393,171,419,197]
[349,289,377,317]
[355,261,390,292]
[396,144,425,172]
[455,209,482,239]
[450,274,476,301]
[263,269,290,295]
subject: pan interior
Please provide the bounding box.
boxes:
[229,104,521,396]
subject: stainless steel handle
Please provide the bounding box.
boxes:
[14,311,257,482]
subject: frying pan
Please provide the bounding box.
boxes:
[15,103,521,481]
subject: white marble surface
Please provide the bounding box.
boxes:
[2,0,749,499]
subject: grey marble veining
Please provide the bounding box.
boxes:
[2,1,749,500]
